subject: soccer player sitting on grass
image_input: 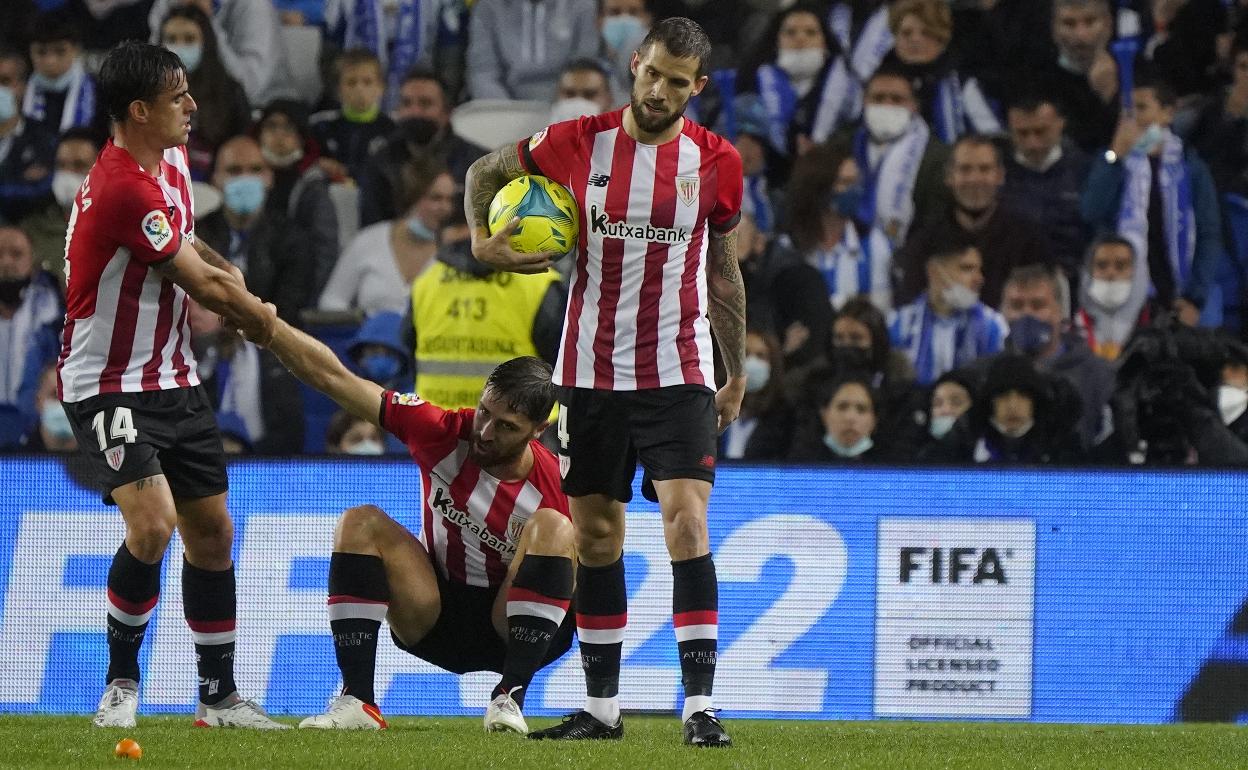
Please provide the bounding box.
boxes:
[250,313,576,733]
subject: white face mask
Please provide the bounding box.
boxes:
[941,282,979,312]
[345,439,385,456]
[1132,123,1167,155]
[776,48,827,80]
[743,355,771,393]
[864,104,912,143]
[1087,278,1132,310]
[1218,385,1248,425]
[51,170,85,209]
[929,413,957,439]
[1014,144,1062,173]
[990,416,1034,439]
[550,96,602,124]
[823,433,874,457]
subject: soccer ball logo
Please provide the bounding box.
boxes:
[487,176,579,255]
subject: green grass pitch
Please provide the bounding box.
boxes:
[3,715,1247,769]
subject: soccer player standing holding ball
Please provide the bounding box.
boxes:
[465,17,745,747]
[56,41,282,729]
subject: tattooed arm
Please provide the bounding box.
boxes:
[706,225,748,432]
[464,143,555,274]
[193,236,246,286]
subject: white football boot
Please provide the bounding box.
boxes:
[92,679,139,728]
[483,688,528,734]
[298,695,388,730]
[194,694,289,729]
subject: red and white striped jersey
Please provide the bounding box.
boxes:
[57,140,197,403]
[518,109,743,391]
[381,391,570,589]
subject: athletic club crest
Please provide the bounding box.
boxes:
[506,512,529,542]
[676,176,700,206]
[104,444,125,471]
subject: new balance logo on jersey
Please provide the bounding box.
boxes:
[589,205,690,244]
[587,173,610,187]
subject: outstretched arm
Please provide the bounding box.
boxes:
[258,319,385,427]
[155,239,274,345]
[465,143,555,274]
[706,225,748,432]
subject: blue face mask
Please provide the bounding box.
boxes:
[223,175,266,216]
[929,413,957,439]
[602,15,648,51]
[832,185,864,219]
[407,216,437,242]
[1008,314,1054,357]
[31,68,75,93]
[40,401,74,441]
[166,43,203,74]
[823,433,874,458]
[359,353,401,384]
[0,86,15,123]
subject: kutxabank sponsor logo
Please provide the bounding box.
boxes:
[589,205,689,244]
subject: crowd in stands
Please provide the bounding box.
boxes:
[3,0,1248,467]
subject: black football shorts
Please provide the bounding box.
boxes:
[555,385,718,503]
[62,385,228,505]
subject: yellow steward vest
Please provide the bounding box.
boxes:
[411,262,558,410]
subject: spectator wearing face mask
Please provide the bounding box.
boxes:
[1074,235,1153,360]
[347,311,413,393]
[0,49,57,226]
[1082,75,1223,328]
[257,100,341,299]
[312,49,396,185]
[789,373,885,463]
[188,299,304,455]
[23,12,96,135]
[727,95,785,233]
[321,157,456,315]
[915,366,976,459]
[922,354,1084,464]
[897,135,1053,310]
[881,0,1002,144]
[405,210,564,411]
[600,0,654,103]
[29,363,75,452]
[197,136,314,324]
[159,4,250,182]
[17,128,98,283]
[358,69,488,228]
[1184,34,1248,198]
[998,264,1114,448]
[148,0,296,108]
[1002,95,1092,291]
[828,296,916,456]
[787,143,892,315]
[838,63,950,249]
[549,58,616,124]
[889,243,1008,386]
[324,0,439,113]
[1219,345,1248,446]
[0,226,62,448]
[325,409,387,456]
[720,329,796,460]
[733,4,862,168]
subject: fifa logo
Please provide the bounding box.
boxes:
[899,547,1010,584]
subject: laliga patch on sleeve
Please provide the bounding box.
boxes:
[391,392,425,407]
[141,209,174,251]
[528,127,549,151]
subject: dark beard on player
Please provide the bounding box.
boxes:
[629,95,686,135]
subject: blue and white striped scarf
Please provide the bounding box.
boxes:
[1117,131,1195,296]
[929,72,1002,143]
[827,3,893,82]
[22,60,95,133]
[755,58,860,154]
[853,117,927,247]
[889,295,1008,386]
[330,0,427,112]
[808,222,892,312]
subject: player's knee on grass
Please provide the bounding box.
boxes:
[334,504,391,553]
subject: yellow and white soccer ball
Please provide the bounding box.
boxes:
[487,175,579,255]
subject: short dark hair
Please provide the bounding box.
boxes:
[927,240,977,266]
[950,134,1004,168]
[561,57,611,80]
[1006,93,1063,117]
[484,357,555,424]
[29,10,82,46]
[335,47,384,83]
[98,40,184,124]
[401,66,448,97]
[813,371,880,416]
[1086,233,1136,265]
[866,60,915,92]
[57,126,104,151]
[0,49,29,81]
[639,17,712,77]
[1133,70,1178,108]
[1005,263,1063,303]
